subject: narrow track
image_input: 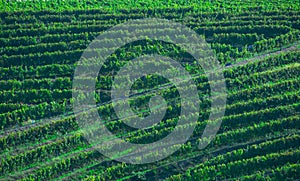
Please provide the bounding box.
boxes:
[1,42,299,138]
[1,43,299,180]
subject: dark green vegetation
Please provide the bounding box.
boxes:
[0,1,300,180]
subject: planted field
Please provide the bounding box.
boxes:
[0,1,299,180]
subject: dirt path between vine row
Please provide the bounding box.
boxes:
[1,43,299,180]
[225,44,299,69]
[1,43,299,144]
[62,130,300,181]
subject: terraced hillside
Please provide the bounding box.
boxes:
[0,1,300,180]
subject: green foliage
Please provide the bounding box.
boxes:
[0,4,299,181]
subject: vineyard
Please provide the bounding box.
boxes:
[0,0,300,180]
